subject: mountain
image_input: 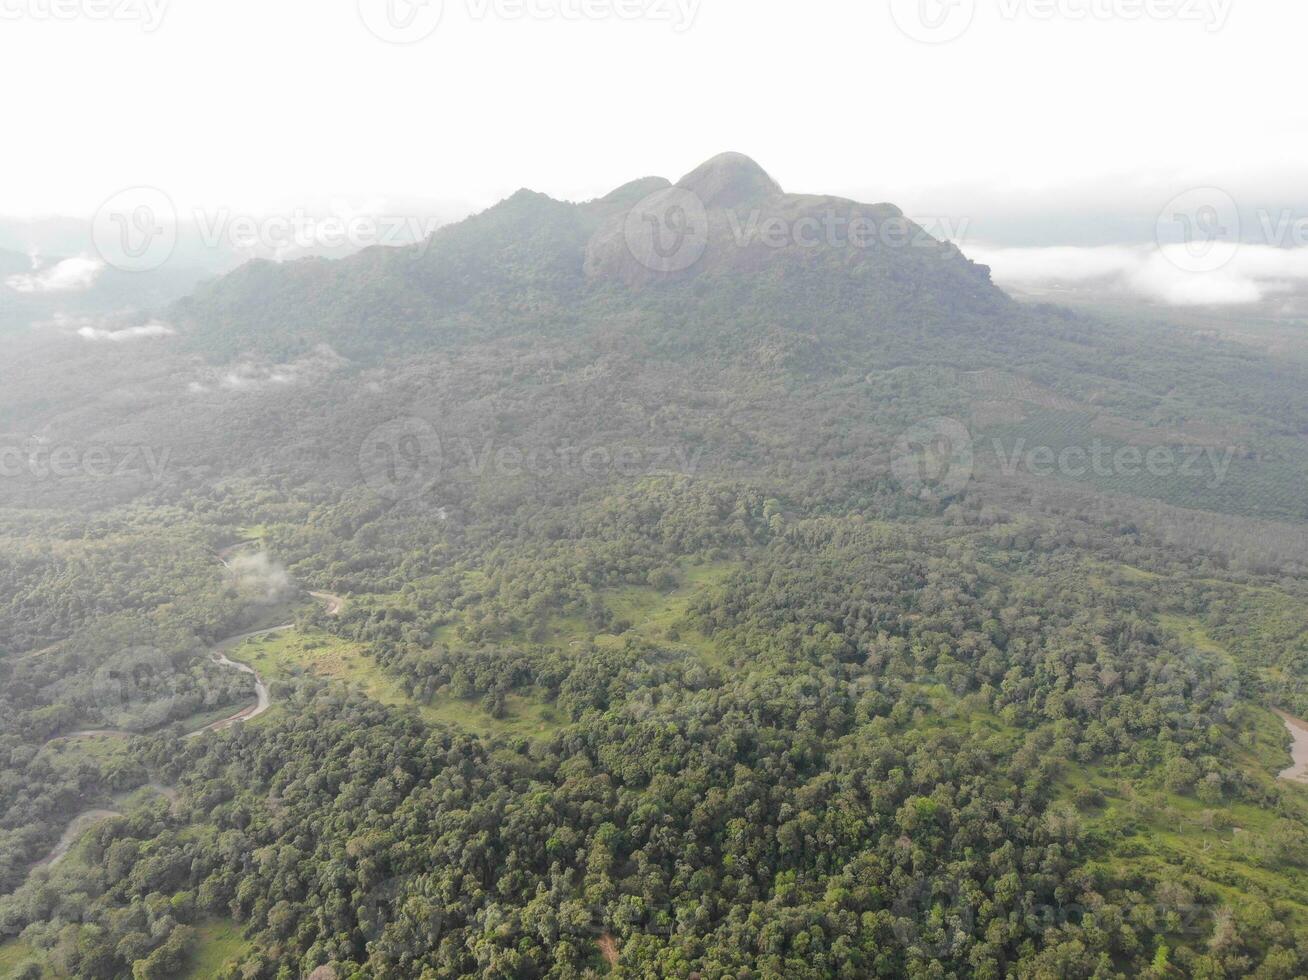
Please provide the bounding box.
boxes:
[148,154,1308,536]
[6,154,1308,535]
[172,153,1000,360]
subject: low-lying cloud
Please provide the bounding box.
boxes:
[76,321,176,342]
[5,255,104,294]
[229,551,295,603]
[187,344,347,394]
[969,242,1308,306]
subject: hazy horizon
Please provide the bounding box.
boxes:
[3,1,1305,233]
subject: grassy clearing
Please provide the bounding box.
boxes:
[235,561,738,741]
[232,623,565,739]
[0,919,249,978]
[591,560,736,667]
[237,629,428,717]
[35,733,133,769]
[179,919,251,979]
[1039,595,1308,939]
[422,561,738,735]
[1205,588,1308,669]
[1066,764,1308,927]
[1083,559,1163,589]
[1159,613,1230,659]
[112,783,177,809]
[426,689,566,739]
[1054,703,1308,948]
[0,939,42,976]
[1157,612,1305,780]
[903,682,1022,740]
[434,560,736,663]
[169,700,258,735]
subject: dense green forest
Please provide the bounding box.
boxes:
[1,155,1307,978]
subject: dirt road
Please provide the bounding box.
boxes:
[1274,709,1308,784]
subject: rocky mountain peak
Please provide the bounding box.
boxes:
[674,152,782,209]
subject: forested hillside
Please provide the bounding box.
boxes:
[1,155,1307,979]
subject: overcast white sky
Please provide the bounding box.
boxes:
[2,0,1304,223]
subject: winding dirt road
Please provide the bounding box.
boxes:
[1274,709,1308,784]
[29,591,342,876]
[15,640,66,662]
[184,625,287,737]
[42,592,343,748]
[44,729,132,745]
[31,786,177,870]
[310,591,345,616]
[33,809,123,870]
